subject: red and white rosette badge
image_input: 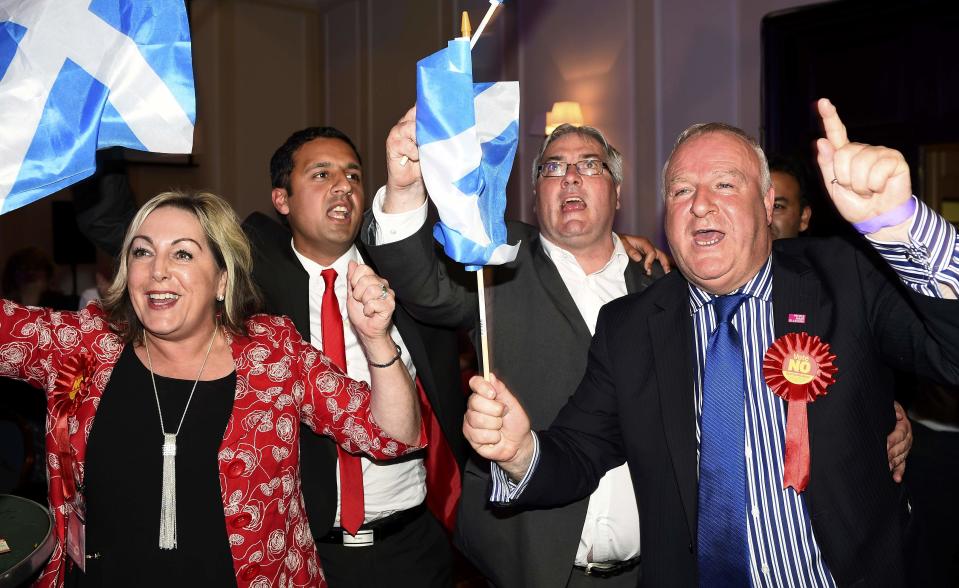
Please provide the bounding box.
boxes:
[762,332,837,492]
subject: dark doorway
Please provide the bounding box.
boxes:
[761,0,959,236]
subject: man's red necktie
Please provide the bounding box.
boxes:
[320,269,461,534]
[320,268,365,535]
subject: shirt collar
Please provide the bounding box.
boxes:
[291,241,362,279]
[687,256,773,315]
[539,233,628,276]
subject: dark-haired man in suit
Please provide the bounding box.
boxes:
[242,126,466,587]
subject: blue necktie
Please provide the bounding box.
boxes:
[697,293,750,587]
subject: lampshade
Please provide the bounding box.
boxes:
[545,101,584,135]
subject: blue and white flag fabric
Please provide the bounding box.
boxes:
[0,0,196,214]
[416,38,519,271]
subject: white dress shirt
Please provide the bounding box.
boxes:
[292,242,425,524]
[371,186,641,564]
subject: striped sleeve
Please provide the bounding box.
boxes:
[489,432,540,503]
[868,196,959,297]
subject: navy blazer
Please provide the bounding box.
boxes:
[518,237,959,587]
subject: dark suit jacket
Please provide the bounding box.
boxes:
[243,212,467,538]
[362,216,663,588]
[516,237,959,587]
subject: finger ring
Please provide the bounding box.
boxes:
[378,284,388,300]
[830,178,839,184]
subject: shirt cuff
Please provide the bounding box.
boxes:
[868,196,959,298]
[370,185,429,245]
[489,432,540,504]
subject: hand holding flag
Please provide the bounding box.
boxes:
[416,36,520,270]
[384,106,426,212]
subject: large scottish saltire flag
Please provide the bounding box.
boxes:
[0,0,195,214]
[416,37,519,271]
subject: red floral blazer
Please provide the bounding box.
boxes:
[0,300,423,588]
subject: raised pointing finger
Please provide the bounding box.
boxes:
[818,98,849,150]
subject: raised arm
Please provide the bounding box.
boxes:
[344,261,421,444]
[2,302,63,382]
[383,106,428,213]
[815,100,959,387]
[816,98,958,299]
[361,108,478,330]
[293,263,424,456]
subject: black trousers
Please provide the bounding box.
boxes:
[904,420,959,587]
[315,507,453,588]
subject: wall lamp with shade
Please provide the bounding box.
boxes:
[545,101,584,135]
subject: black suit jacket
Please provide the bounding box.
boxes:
[362,216,663,588]
[243,212,467,537]
[517,237,959,587]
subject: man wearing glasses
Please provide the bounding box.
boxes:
[362,120,665,587]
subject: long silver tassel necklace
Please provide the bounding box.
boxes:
[145,325,218,550]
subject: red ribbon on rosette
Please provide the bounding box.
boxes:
[52,352,93,502]
[762,332,837,493]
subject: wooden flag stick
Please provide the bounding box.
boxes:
[460,11,472,40]
[476,269,492,380]
[469,0,501,50]
[468,2,502,380]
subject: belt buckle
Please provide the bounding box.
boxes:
[583,562,620,577]
[341,529,374,547]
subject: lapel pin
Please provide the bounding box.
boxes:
[787,313,806,324]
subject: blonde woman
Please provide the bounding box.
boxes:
[1,191,422,587]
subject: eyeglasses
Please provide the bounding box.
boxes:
[537,159,609,178]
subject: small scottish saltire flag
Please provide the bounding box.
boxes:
[417,37,519,271]
[0,0,196,214]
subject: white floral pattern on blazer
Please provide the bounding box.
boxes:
[0,300,423,588]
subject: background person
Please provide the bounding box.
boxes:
[767,154,813,240]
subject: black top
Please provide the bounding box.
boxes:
[69,345,237,587]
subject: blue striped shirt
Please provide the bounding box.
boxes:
[690,260,834,587]
[868,196,959,297]
[492,197,959,581]
[687,196,957,586]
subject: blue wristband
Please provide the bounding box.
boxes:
[852,197,917,235]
